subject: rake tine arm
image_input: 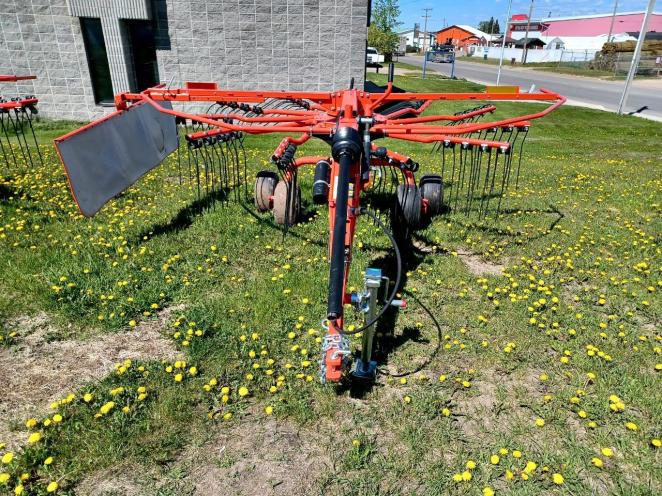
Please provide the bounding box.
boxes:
[194,113,322,124]
[383,133,511,151]
[381,105,496,125]
[373,95,564,136]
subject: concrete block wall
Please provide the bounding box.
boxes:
[0,0,369,121]
[155,0,368,92]
[0,0,104,121]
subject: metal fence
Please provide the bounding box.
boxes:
[556,51,661,77]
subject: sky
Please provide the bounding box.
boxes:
[396,0,656,32]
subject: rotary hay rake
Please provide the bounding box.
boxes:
[55,66,564,384]
[0,75,43,173]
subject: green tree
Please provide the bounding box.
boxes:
[478,17,501,34]
[368,0,402,61]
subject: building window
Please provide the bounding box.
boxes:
[80,17,113,105]
[122,20,159,92]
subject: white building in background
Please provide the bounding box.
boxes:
[397,26,435,49]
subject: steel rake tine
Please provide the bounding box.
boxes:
[448,144,457,213]
[25,109,43,166]
[467,145,478,215]
[231,138,241,201]
[479,147,493,218]
[218,141,229,203]
[191,145,202,199]
[514,128,529,190]
[495,149,508,218]
[454,145,465,213]
[225,140,234,201]
[13,110,34,168]
[208,140,219,195]
[227,139,238,201]
[236,137,246,199]
[225,139,236,201]
[466,145,482,215]
[217,139,228,196]
[239,136,249,202]
[176,122,183,185]
[439,143,447,208]
[0,111,21,167]
[0,114,11,173]
[226,139,235,201]
[283,173,293,237]
[201,143,211,196]
[6,110,31,168]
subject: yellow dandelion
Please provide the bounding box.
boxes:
[27,432,43,444]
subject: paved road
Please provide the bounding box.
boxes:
[400,56,662,122]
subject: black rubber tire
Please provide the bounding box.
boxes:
[394,184,421,229]
[254,171,278,212]
[272,181,301,225]
[419,175,443,216]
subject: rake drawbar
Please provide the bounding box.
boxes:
[56,71,564,384]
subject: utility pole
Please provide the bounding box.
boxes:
[497,0,514,85]
[421,7,432,79]
[607,0,619,42]
[618,0,656,115]
[521,0,534,64]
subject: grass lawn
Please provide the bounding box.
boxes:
[0,72,660,495]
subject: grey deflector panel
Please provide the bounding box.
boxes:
[56,101,178,217]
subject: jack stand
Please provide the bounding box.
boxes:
[351,268,382,381]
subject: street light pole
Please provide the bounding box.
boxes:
[617,0,656,115]
[497,0,514,85]
[607,0,619,43]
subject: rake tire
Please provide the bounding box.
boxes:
[419,174,443,216]
[254,171,278,212]
[393,184,422,230]
[272,181,301,226]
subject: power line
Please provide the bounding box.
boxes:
[607,0,620,43]
[421,7,432,78]
[497,0,514,85]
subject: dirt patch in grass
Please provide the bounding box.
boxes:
[180,414,330,496]
[76,466,145,496]
[454,368,540,438]
[456,250,505,276]
[0,309,182,449]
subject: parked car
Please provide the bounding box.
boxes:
[428,46,455,63]
[366,47,385,64]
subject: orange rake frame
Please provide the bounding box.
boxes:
[56,69,564,383]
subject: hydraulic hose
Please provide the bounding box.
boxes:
[329,207,402,336]
[378,288,443,377]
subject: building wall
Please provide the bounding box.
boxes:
[543,13,662,37]
[0,0,369,121]
[0,0,100,120]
